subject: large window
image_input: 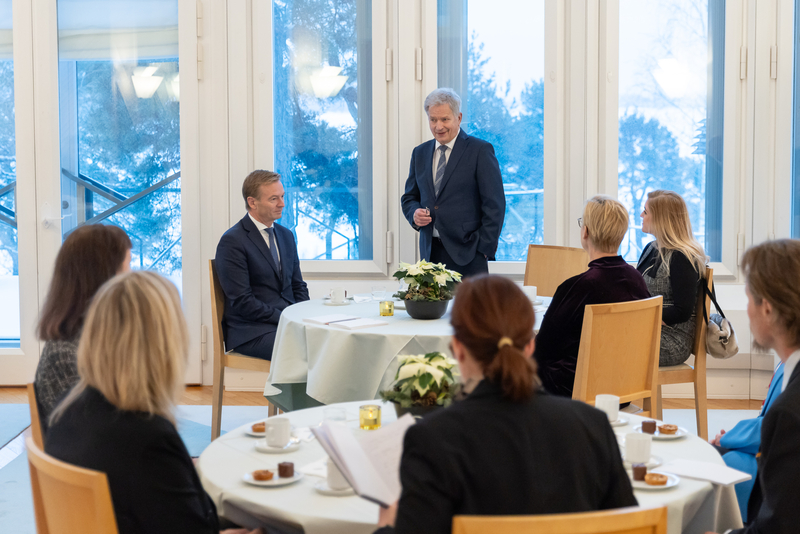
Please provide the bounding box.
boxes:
[57,1,181,286]
[618,0,724,262]
[0,0,17,347]
[438,0,545,261]
[272,0,373,261]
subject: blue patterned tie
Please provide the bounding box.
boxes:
[434,145,448,196]
[265,227,281,275]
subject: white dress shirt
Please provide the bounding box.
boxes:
[431,129,460,238]
[782,349,800,392]
[248,213,281,263]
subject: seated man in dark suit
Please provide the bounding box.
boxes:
[707,239,800,534]
[401,88,505,277]
[215,170,309,360]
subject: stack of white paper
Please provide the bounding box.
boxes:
[658,459,752,485]
[330,318,389,330]
[311,414,416,507]
[303,314,359,325]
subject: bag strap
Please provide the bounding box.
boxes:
[702,278,726,322]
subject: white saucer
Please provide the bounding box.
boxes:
[633,425,689,440]
[530,299,544,306]
[243,471,304,487]
[630,472,680,491]
[609,416,629,427]
[314,480,355,496]
[255,439,301,453]
[623,454,662,469]
[244,423,296,438]
[323,300,351,306]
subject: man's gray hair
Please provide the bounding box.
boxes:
[424,88,462,116]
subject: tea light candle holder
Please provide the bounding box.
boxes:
[359,404,382,430]
[379,301,394,317]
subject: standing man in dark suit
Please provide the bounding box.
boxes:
[401,88,505,277]
[707,239,800,534]
[215,170,309,360]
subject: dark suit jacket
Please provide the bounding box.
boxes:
[215,214,309,351]
[378,380,637,534]
[401,129,505,265]
[732,362,800,534]
[45,387,218,534]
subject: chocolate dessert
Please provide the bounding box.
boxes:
[641,420,657,434]
[632,463,647,481]
[278,462,294,478]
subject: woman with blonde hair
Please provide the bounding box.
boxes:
[534,195,650,397]
[46,271,256,534]
[637,190,708,366]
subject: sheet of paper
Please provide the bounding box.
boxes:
[303,314,359,325]
[330,318,389,330]
[357,414,416,500]
[298,456,328,478]
[658,459,752,486]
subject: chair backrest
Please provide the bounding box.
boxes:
[572,296,663,408]
[26,437,119,534]
[208,259,229,365]
[27,383,44,450]
[524,245,589,297]
[452,506,667,534]
[692,268,714,361]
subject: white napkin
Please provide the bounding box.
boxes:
[352,294,373,303]
[299,456,328,478]
[658,459,751,486]
[293,426,316,443]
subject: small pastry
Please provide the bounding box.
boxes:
[252,469,274,481]
[641,420,657,434]
[278,462,294,478]
[644,473,668,486]
[658,424,678,435]
[251,422,266,433]
[632,463,647,481]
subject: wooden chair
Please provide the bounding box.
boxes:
[452,506,667,534]
[523,245,589,297]
[27,383,44,449]
[572,297,663,417]
[26,436,119,534]
[209,259,277,441]
[656,268,714,440]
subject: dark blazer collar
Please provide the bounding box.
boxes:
[788,358,800,388]
[240,214,281,277]
[435,128,470,199]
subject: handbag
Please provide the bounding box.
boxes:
[702,280,739,359]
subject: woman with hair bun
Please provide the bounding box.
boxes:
[637,190,708,366]
[375,275,636,534]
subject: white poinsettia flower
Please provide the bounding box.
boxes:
[434,273,449,286]
[406,264,423,276]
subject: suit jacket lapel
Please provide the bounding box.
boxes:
[436,129,469,199]
[242,215,281,277]
[421,140,437,200]
[273,225,290,287]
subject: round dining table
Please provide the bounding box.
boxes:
[198,401,743,534]
[264,298,549,407]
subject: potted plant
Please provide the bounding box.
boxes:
[393,260,461,320]
[380,352,460,418]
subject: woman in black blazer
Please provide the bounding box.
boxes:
[46,271,257,534]
[376,275,637,534]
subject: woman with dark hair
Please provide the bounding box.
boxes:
[34,224,132,426]
[376,275,636,534]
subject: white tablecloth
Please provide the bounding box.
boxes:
[198,402,743,534]
[265,299,548,405]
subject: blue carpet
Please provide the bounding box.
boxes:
[176,417,217,458]
[0,405,30,449]
[0,454,34,534]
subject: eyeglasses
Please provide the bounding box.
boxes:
[577,217,583,229]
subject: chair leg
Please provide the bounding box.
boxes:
[641,396,652,419]
[268,402,278,417]
[211,366,225,441]
[694,374,709,441]
[655,384,664,421]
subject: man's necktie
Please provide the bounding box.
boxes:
[434,145,448,196]
[265,227,281,275]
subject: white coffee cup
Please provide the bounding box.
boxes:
[264,417,291,448]
[522,285,537,302]
[625,433,652,464]
[595,394,620,422]
[330,287,346,304]
[327,458,350,490]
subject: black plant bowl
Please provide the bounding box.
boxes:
[404,299,450,320]
[392,401,444,419]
